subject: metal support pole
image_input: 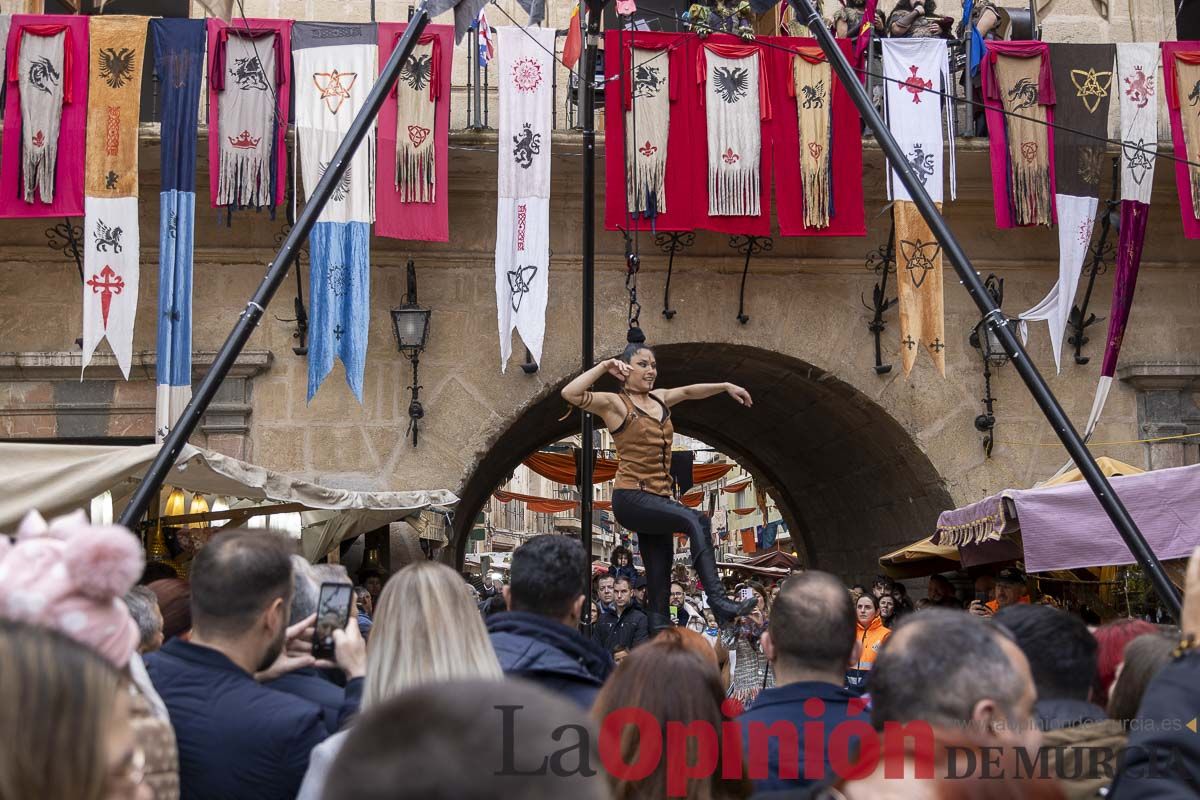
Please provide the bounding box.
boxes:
[118,3,433,528]
[791,0,1182,620]
[471,23,484,130]
[579,0,601,633]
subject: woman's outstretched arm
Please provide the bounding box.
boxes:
[656,382,753,408]
[561,359,629,426]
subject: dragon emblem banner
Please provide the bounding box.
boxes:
[0,15,88,219]
[983,41,1057,228]
[495,26,553,371]
[699,41,769,217]
[376,23,452,242]
[792,49,832,229]
[81,15,147,380]
[206,17,292,213]
[153,19,206,440]
[625,45,671,219]
[293,22,377,402]
[1163,42,1200,239]
[1019,44,1113,374]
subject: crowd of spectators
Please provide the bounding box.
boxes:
[1,510,1197,800]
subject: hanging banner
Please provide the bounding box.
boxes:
[0,15,87,219]
[293,22,377,402]
[80,15,147,380]
[882,38,956,205]
[495,25,553,371]
[206,17,291,212]
[625,44,672,219]
[982,41,1057,228]
[775,37,864,237]
[152,18,205,441]
[1163,42,1200,239]
[1019,43,1114,374]
[792,50,832,229]
[604,31,690,233]
[376,22,451,241]
[1085,42,1160,436]
[699,41,768,217]
[894,200,946,377]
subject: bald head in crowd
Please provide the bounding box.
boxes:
[869,609,1039,747]
[763,571,858,679]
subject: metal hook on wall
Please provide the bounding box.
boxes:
[728,234,772,325]
[861,223,898,375]
[654,230,695,320]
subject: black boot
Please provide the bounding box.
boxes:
[689,524,756,626]
[648,612,673,636]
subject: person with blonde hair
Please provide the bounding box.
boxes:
[0,619,150,800]
[297,559,503,800]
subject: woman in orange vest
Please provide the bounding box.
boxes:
[561,328,757,633]
[846,592,891,692]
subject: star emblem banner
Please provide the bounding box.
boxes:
[495,26,554,372]
[293,22,377,402]
[1019,44,1114,374]
[81,15,147,380]
[894,200,946,377]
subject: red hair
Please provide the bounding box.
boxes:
[1092,618,1157,709]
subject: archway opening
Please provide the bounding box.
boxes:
[451,343,953,582]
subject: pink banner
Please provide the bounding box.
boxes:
[1162,42,1200,240]
[0,15,88,219]
[375,22,451,242]
[205,17,291,210]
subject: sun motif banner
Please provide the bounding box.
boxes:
[495,26,553,372]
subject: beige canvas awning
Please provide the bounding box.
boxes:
[0,442,457,561]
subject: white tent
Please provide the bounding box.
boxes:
[0,442,457,561]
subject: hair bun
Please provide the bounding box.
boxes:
[626,326,646,345]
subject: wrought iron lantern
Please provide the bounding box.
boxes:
[390,260,431,446]
[968,274,1016,457]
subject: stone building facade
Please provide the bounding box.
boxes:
[0,0,1194,580]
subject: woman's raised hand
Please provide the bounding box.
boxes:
[726,383,753,407]
[604,358,631,382]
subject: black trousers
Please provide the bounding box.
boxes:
[611,489,711,618]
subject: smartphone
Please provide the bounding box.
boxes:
[312,582,353,660]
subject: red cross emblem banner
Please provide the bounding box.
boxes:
[495,26,553,372]
[81,15,147,379]
[883,39,954,377]
[0,15,88,219]
[375,22,452,242]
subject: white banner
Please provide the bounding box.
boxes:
[705,50,761,217]
[883,38,955,204]
[81,197,139,379]
[293,38,378,223]
[1019,193,1098,373]
[495,26,554,371]
[1117,42,1159,204]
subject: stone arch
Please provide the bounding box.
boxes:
[450,343,953,582]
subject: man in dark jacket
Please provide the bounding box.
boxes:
[145,529,366,800]
[1110,548,1200,799]
[487,535,614,708]
[736,571,863,793]
[265,556,363,733]
[593,576,649,659]
[997,604,1127,798]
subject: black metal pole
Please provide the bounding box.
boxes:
[579,0,601,633]
[118,4,433,529]
[791,0,1182,620]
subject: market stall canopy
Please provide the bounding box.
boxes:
[935,461,1200,573]
[0,442,457,561]
[878,536,961,579]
